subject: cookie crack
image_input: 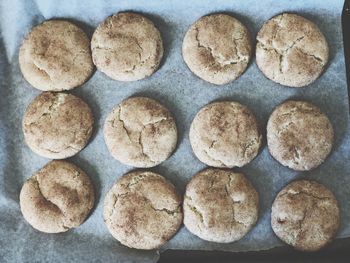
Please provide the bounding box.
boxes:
[117,106,169,164]
[227,174,235,186]
[202,140,228,167]
[111,190,180,219]
[138,131,156,164]
[32,60,53,81]
[39,144,81,154]
[203,148,226,167]
[140,193,180,217]
[295,47,325,65]
[34,176,69,230]
[137,117,168,164]
[194,27,248,67]
[116,106,132,142]
[257,42,281,77]
[93,34,153,73]
[284,36,305,53]
[224,184,247,227]
[276,107,323,123]
[258,33,323,76]
[292,146,301,163]
[296,200,318,241]
[31,41,56,81]
[150,204,181,216]
[232,36,249,63]
[242,138,260,158]
[279,190,332,202]
[185,198,204,225]
[270,14,284,46]
[123,173,155,190]
[106,193,129,225]
[34,177,65,216]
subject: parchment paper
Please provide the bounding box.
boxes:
[1,0,349,262]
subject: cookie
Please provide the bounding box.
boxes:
[189,101,262,168]
[103,171,182,250]
[256,13,329,87]
[182,14,252,85]
[271,180,340,251]
[20,160,95,233]
[91,12,163,81]
[183,168,259,243]
[104,97,177,167]
[19,20,94,91]
[267,100,334,171]
[23,92,94,159]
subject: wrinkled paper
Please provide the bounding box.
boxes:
[0,0,349,262]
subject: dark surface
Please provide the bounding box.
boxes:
[159,238,350,262]
[159,1,350,262]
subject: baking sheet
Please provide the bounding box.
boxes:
[0,0,349,262]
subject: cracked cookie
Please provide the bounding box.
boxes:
[103,170,182,249]
[22,92,94,159]
[271,180,340,251]
[19,20,94,91]
[91,12,163,81]
[267,100,334,171]
[183,168,259,243]
[256,13,329,87]
[182,14,252,85]
[20,160,95,233]
[104,97,177,167]
[189,101,262,168]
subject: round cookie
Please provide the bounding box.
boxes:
[271,180,340,251]
[267,100,334,171]
[104,97,177,167]
[182,14,252,85]
[23,92,94,159]
[256,13,329,87]
[103,171,182,250]
[91,12,163,81]
[19,20,94,91]
[189,101,262,168]
[20,160,95,233]
[183,168,259,243]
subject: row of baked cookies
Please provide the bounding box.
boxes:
[19,12,328,90]
[20,93,338,252]
[23,92,334,172]
[20,161,340,252]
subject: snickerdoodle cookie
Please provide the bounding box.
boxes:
[23,92,94,159]
[182,14,252,85]
[189,101,261,168]
[19,20,94,91]
[267,100,334,171]
[91,12,163,81]
[104,97,177,167]
[103,170,182,249]
[256,13,329,87]
[20,160,95,233]
[271,180,340,251]
[183,168,259,243]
